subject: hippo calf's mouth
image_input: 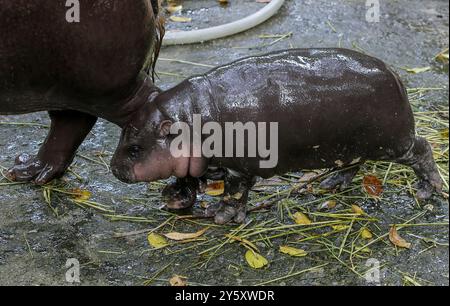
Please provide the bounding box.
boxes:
[132,155,207,183]
[111,163,137,184]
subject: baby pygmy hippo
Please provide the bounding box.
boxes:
[111,48,443,224]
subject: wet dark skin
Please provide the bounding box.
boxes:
[111,48,443,225]
[0,0,163,184]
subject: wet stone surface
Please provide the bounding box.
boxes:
[0,0,448,285]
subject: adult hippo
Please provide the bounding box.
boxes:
[0,0,164,184]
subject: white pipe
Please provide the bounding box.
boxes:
[162,0,285,46]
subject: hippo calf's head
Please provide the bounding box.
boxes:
[110,101,181,183]
[110,98,208,184]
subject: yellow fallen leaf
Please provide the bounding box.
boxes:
[298,171,319,183]
[351,204,365,215]
[167,4,182,14]
[293,212,312,225]
[440,128,449,139]
[232,192,243,200]
[279,246,308,257]
[164,227,208,241]
[359,246,372,254]
[205,181,225,196]
[245,250,269,269]
[405,67,431,74]
[389,226,411,249]
[435,50,449,63]
[360,227,373,239]
[334,159,345,167]
[225,234,259,252]
[200,201,209,209]
[170,16,192,23]
[71,189,91,201]
[331,224,350,231]
[147,233,168,248]
[169,275,187,286]
[318,200,337,210]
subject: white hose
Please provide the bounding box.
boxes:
[162,0,285,46]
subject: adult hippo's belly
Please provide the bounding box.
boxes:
[0,0,162,184]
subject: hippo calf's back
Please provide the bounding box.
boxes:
[202,49,415,176]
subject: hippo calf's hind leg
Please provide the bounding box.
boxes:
[7,110,97,184]
[395,136,443,201]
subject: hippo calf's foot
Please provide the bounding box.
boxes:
[7,111,97,184]
[414,181,437,201]
[209,174,255,225]
[204,195,247,224]
[162,177,205,210]
[209,198,247,225]
[396,136,443,201]
[319,166,360,191]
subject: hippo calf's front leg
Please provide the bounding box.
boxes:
[162,168,228,210]
[162,176,205,210]
[7,110,97,184]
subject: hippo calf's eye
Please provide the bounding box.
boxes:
[128,145,142,159]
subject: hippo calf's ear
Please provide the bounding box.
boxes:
[159,120,173,137]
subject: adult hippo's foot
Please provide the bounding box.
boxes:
[7,110,97,185]
[7,153,64,183]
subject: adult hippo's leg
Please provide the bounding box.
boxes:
[7,110,97,184]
